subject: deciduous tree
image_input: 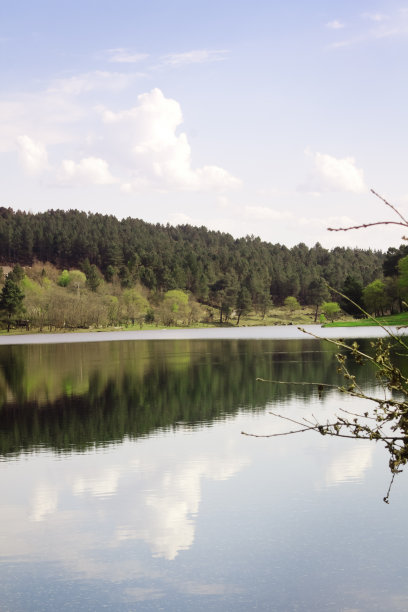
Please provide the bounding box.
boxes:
[321,301,340,322]
[363,279,387,316]
[284,296,300,312]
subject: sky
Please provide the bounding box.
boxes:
[1,0,408,251]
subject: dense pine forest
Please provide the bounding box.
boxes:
[0,205,404,330]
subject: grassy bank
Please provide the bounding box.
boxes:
[0,305,326,336]
[323,312,408,328]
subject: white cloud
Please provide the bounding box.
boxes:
[300,151,366,194]
[16,135,49,176]
[101,88,241,192]
[0,92,87,156]
[161,49,229,67]
[326,20,345,29]
[0,91,88,158]
[48,71,137,96]
[59,156,117,186]
[195,165,241,190]
[329,9,408,48]
[106,48,149,63]
[3,80,239,196]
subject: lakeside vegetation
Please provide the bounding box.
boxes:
[0,259,360,334]
[1,206,408,332]
[324,311,408,327]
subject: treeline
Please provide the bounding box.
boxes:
[0,207,384,314]
[348,244,408,316]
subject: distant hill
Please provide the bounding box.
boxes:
[0,206,384,305]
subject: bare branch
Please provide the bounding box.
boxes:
[241,427,316,438]
[383,473,397,504]
[256,377,336,389]
[241,412,407,442]
[328,220,408,233]
[327,189,408,233]
[339,407,377,421]
[371,189,408,225]
[251,191,408,501]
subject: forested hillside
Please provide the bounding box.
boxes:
[0,207,384,310]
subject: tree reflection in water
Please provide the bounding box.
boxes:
[0,337,380,457]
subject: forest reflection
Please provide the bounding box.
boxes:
[0,338,382,456]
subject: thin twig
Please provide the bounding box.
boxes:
[371,189,408,225]
[383,472,397,504]
[241,427,316,438]
[256,377,335,388]
[299,326,408,376]
[339,407,377,420]
[325,284,408,353]
[241,411,407,442]
[328,188,408,232]
[328,220,408,232]
[267,411,407,438]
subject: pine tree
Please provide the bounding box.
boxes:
[0,278,25,331]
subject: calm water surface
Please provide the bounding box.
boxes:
[0,330,407,611]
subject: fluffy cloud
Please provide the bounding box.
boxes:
[300,151,366,194]
[6,82,240,194]
[59,157,116,186]
[16,135,49,176]
[100,88,240,191]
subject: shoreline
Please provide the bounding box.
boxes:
[0,324,405,346]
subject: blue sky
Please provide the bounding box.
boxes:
[1,0,408,250]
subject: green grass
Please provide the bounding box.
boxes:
[238,306,316,326]
[0,307,319,336]
[2,306,378,336]
[323,312,408,328]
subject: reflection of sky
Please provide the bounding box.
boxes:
[30,483,58,522]
[0,425,250,564]
[262,390,378,488]
[1,396,408,611]
[324,445,374,487]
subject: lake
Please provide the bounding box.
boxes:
[0,327,407,611]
